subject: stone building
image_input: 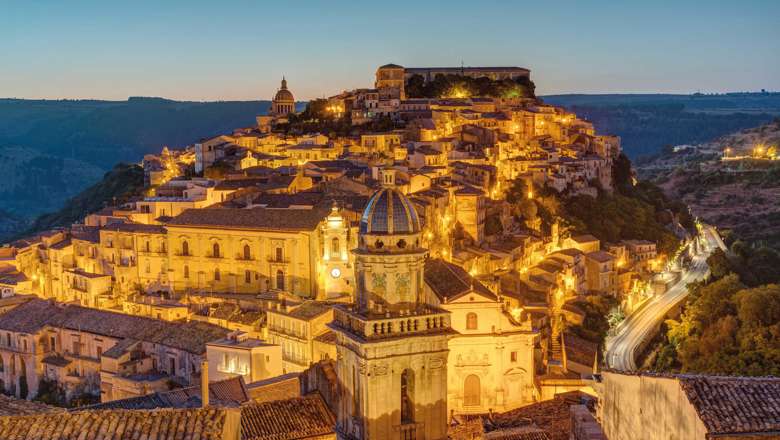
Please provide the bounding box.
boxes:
[423,258,538,414]
[599,371,780,440]
[330,169,452,440]
[375,63,406,100]
[0,298,228,402]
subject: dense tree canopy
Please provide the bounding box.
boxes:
[652,243,780,375]
[405,74,536,99]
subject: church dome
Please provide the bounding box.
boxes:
[273,77,294,102]
[274,89,295,102]
[360,187,421,235]
[274,88,294,102]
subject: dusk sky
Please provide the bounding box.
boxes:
[2,0,779,101]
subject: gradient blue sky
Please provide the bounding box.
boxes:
[2,0,779,101]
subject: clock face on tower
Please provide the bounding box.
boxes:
[330,268,341,279]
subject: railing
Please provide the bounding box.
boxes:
[396,422,422,440]
[333,306,450,340]
[282,353,310,367]
[268,325,306,340]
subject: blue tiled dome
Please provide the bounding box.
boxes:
[359,188,421,235]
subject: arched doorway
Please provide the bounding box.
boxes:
[464,374,480,407]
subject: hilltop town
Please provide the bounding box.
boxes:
[0,64,774,440]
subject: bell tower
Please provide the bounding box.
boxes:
[319,202,354,300]
[330,169,451,440]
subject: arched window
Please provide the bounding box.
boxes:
[331,238,340,259]
[214,268,221,281]
[243,244,251,260]
[466,312,478,330]
[464,374,481,406]
[212,242,220,258]
[183,265,189,279]
[245,270,252,284]
[401,369,415,423]
[182,240,189,256]
[276,270,285,290]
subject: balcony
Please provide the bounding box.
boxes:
[396,422,423,440]
[282,353,310,367]
[332,305,452,341]
[267,256,290,264]
[268,325,306,341]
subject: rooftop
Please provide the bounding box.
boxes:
[166,206,329,231]
[0,299,228,354]
[679,374,780,436]
[425,258,497,302]
[240,394,335,440]
[85,376,249,410]
[0,407,231,440]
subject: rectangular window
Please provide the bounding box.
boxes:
[511,351,517,363]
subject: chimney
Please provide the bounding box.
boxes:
[201,360,209,407]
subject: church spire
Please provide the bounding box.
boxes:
[281,76,288,90]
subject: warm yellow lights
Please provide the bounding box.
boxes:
[447,86,470,99]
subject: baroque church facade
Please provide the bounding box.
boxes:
[330,170,538,440]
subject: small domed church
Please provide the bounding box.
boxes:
[271,77,295,116]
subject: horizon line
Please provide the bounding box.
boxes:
[2,90,778,103]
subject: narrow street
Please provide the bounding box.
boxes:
[604,225,724,371]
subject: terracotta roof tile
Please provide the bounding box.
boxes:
[679,375,780,436]
[166,207,329,231]
[0,394,61,416]
[0,407,231,439]
[0,299,228,354]
[240,394,335,440]
[425,258,497,302]
[84,376,249,410]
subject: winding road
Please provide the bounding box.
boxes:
[604,225,725,371]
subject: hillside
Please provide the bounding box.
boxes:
[0,98,277,239]
[637,119,780,250]
[12,163,145,240]
[542,93,780,159]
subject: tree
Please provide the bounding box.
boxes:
[518,199,537,221]
[485,214,504,236]
[506,179,529,204]
[746,247,780,285]
[707,249,736,279]
[612,153,633,191]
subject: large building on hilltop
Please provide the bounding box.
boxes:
[404,66,531,83]
[375,63,533,102]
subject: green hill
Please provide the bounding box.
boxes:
[0,98,278,239]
